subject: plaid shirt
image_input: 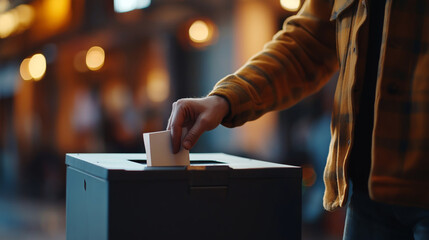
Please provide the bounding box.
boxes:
[209,0,429,211]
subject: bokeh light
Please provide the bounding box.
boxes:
[41,0,71,32]
[86,46,105,71]
[0,11,18,38]
[20,58,32,81]
[280,0,301,12]
[29,53,47,81]
[15,4,35,30]
[0,4,35,38]
[146,68,170,103]
[188,20,212,44]
[114,0,151,13]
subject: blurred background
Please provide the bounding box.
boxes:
[0,0,344,239]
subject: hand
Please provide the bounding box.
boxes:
[167,96,229,153]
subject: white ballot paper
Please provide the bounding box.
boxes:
[143,130,190,167]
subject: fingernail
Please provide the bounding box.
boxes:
[183,141,191,150]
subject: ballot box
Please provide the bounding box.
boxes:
[66,153,302,240]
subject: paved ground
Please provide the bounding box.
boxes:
[0,196,65,240]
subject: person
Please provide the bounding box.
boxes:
[167,0,429,239]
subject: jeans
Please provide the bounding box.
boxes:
[343,189,429,240]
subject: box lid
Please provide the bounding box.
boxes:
[66,153,300,180]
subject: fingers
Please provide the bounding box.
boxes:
[167,100,178,131]
[168,100,185,153]
[170,125,182,153]
[166,97,225,153]
[182,116,207,150]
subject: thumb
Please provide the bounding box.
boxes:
[182,119,206,150]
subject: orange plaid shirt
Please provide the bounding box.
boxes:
[209,0,429,211]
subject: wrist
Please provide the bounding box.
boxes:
[209,95,230,120]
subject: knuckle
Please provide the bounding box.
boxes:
[176,98,195,110]
[198,116,210,127]
[172,100,179,109]
[173,98,186,107]
[176,99,186,107]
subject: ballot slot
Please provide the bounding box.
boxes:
[128,159,226,165]
[128,159,230,172]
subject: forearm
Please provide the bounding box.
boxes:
[209,0,338,127]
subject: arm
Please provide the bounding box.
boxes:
[209,0,338,127]
[168,0,338,152]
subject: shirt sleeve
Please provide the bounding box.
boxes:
[209,0,339,128]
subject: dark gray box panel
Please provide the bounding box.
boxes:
[66,153,302,240]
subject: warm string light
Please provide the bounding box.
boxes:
[73,46,106,72]
[0,11,18,38]
[189,20,210,43]
[187,19,216,47]
[86,46,105,71]
[20,58,32,81]
[29,53,47,81]
[15,4,35,32]
[0,4,34,38]
[20,53,47,81]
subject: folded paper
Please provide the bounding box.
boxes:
[143,130,190,167]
